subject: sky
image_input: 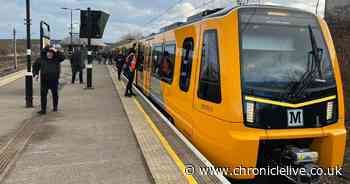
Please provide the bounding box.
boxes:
[1,0,325,43]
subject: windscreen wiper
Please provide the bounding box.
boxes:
[287,25,323,98]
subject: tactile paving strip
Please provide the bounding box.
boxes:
[108,66,189,184]
[0,115,44,182]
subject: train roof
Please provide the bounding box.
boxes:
[140,4,317,41]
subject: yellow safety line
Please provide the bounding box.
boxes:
[245,95,337,108]
[133,98,198,184]
[108,66,197,183]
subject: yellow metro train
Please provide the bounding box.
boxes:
[121,5,347,183]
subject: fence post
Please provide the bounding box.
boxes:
[13,28,17,70]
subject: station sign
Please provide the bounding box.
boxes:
[80,10,110,39]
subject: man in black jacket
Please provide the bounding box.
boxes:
[114,49,125,81]
[70,48,85,84]
[33,47,65,115]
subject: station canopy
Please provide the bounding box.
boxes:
[60,34,107,47]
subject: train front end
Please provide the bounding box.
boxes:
[236,6,346,183]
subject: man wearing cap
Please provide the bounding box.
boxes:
[33,47,65,115]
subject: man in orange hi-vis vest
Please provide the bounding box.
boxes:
[124,44,137,97]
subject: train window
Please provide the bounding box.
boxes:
[143,46,149,71]
[179,38,194,92]
[198,30,221,103]
[146,46,152,72]
[160,44,176,84]
[152,46,163,78]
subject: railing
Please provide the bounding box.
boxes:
[0,55,39,75]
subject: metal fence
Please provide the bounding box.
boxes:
[0,55,25,74]
[0,55,38,76]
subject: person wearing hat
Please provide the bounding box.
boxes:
[33,46,65,115]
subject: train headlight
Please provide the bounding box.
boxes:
[326,101,334,121]
[282,146,319,165]
[246,102,255,123]
[295,151,319,164]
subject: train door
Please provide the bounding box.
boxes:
[193,23,225,120]
[143,44,152,95]
[160,41,177,105]
[150,44,165,105]
[172,27,198,139]
[136,42,145,88]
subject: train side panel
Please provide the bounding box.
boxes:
[168,25,200,139]
[190,11,260,179]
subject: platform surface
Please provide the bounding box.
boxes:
[0,63,153,184]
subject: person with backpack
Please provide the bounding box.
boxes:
[124,45,137,97]
[33,46,65,115]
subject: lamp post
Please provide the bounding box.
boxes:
[61,7,80,52]
[13,27,17,70]
[86,7,93,89]
[25,0,33,108]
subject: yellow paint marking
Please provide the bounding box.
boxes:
[107,66,198,184]
[245,95,337,108]
[134,98,199,184]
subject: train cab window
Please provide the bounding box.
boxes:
[198,30,221,103]
[152,46,163,78]
[160,44,176,84]
[180,38,194,92]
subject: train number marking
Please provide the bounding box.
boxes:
[287,109,304,127]
[200,104,213,112]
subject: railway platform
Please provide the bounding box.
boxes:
[0,62,227,184]
[0,62,154,184]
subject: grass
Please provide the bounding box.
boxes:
[0,39,40,55]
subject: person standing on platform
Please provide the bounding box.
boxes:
[108,51,113,65]
[102,51,108,65]
[70,48,85,84]
[114,49,125,81]
[33,46,65,115]
[124,44,137,97]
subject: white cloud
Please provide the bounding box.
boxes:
[170,2,196,18]
[0,1,20,38]
[263,0,325,16]
[141,2,196,35]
